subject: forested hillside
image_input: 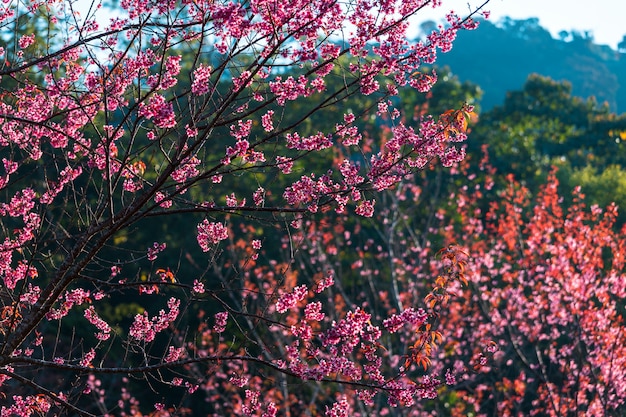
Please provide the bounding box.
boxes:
[430,17,626,113]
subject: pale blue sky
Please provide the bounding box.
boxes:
[84,0,625,50]
[418,0,626,49]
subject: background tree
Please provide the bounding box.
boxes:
[444,168,626,416]
[349,155,626,416]
[619,34,626,53]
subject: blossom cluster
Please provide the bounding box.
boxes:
[319,308,381,355]
[129,298,180,343]
[213,311,228,333]
[191,64,212,95]
[147,55,181,91]
[147,242,166,261]
[315,271,335,293]
[84,307,112,341]
[276,285,308,313]
[40,166,83,204]
[46,288,93,320]
[269,75,311,106]
[197,220,229,251]
[383,308,428,333]
[171,154,201,183]
[138,94,176,129]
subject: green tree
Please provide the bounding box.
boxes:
[467,74,626,223]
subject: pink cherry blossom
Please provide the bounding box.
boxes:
[197,220,229,251]
[213,311,228,333]
[192,64,212,95]
[18,34,35,49]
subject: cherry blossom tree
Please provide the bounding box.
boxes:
[454,168,626,416]
[361,150,626,416]
[0,0,490,415]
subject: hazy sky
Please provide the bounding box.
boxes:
[418,0,625,49]
[83,0,625,50]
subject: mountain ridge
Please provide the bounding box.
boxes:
[427,17,626,114]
